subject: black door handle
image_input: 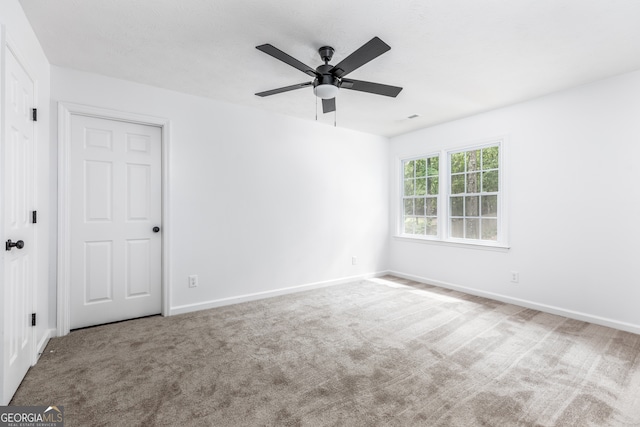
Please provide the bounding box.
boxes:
[153,227,160,233]
[5,239,25,251]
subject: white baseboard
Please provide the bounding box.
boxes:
[386,270,640,336]
[35,328,55,360]
[169,271,387,316]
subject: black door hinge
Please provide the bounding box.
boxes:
[32,108,37,122]
[32,210,37,224]
[31,313,36,327]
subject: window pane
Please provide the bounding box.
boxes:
[416,217,426,234]
[404,160,414,179]
[451,218,464,238]
[451,152,465,173]
[415,198,426,216]
[404,179,414,196]
[415,159,426,177]
[465,218,479,239]
[451,175,465,194]
[465,196,479,216]
[415,178,427,196]
[450,197,463,216]
[404,199,414,216]
[404,217,415,234]
[482,170,499,192]
[427,177,439,195]
[466,150,481,172]
[426,218,438,236]
[481,195,497,217]
[427,157,439,176]
[482,219,498,240]
[482,146,499,169]
[466,172,480,193]
[426,198,437,215]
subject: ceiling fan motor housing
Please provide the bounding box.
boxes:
[313,64,340,99]
[314,64,337,86]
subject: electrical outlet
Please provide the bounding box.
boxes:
[510,271,519,283]
[188,275,198,288]
[352,256,358,265]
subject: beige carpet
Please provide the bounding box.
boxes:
[11,276,640,426]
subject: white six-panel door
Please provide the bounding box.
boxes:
[69,115,161,329]
[2,48,36,405]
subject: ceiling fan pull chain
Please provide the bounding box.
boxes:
[334,107,337,127]
[315,96,318,121]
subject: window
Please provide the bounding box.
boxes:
[399,141,503,246]
[449,145,499,241]
[402,155,439,236]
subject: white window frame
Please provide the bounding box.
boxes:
[400,153,441,239]
[396,137,508,250]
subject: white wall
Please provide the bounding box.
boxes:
[388,69,640,333]
[51,66,390,313]
[0,0,52,353]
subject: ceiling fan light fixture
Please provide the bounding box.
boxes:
[314,83,339,99]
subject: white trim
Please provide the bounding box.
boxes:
[35,329,54,359]
[387,270,640,336]
[170,272,388,316]
[57,102,171,336]
[392,235,510,251]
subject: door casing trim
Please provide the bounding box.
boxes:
[57,102,171,336]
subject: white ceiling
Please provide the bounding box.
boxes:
[19,0,640,137]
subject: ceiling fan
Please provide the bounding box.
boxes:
[255,37,403,114]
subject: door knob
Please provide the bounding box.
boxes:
[5,239,25,251]
[153,227,160,233]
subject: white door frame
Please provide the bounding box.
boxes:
[57,102,171,336]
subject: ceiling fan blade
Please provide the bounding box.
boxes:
[255,82,313,97]
[322,97,336,114]
[340,79,403,97]
[329,37,391,78]
[256,44,317,77]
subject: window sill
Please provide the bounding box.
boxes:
[392,235,510,252]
